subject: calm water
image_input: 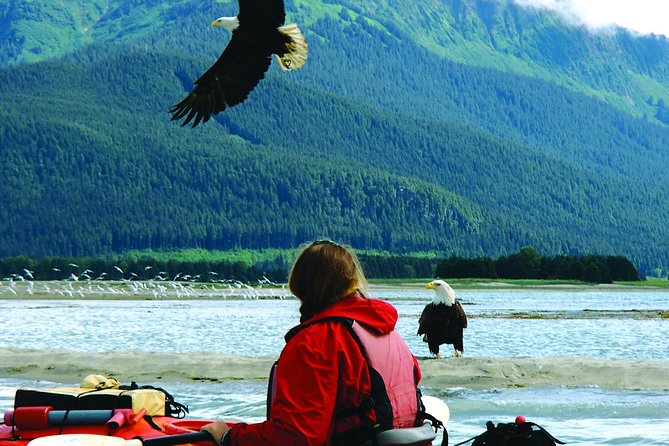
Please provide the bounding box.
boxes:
[1,283,668,445]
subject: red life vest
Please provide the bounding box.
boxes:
[349,320,420,429]
[268,317,432,446]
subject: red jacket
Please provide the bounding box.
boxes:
[228,294,422,446]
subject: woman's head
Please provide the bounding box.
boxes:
[289,239,368,322]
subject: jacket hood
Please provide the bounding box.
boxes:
[300,294,398,336]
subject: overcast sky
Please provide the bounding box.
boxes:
[510,0,669,38]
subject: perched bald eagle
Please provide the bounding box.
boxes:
[170,0,308,127]
[418,280,468,358]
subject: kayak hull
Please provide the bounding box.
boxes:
[0,416,220,446]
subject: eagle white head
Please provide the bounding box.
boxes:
[211,16,240,32]
[425,280,456,306]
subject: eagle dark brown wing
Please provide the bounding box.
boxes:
[454,300,468,328]
[417,305,429,335]
[417,303,467,339]
[170,31,272,127]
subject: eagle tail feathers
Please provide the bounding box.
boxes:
[276,23,308,71]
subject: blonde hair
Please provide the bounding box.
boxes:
[289,239,368,322]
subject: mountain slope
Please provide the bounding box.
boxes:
[0,50,483,256]
[301,0,669,122]
[2,45,668,272]
[1,0,669,274]
[3,0,669,123]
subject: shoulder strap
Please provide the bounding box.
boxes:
[339,319,394,432]
[266,360,278,419]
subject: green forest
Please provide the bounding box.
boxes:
[2,0,669,276]
[0,247,640,284]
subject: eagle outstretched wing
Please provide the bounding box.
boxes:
[170,0,306,127]
[170,37,272,127]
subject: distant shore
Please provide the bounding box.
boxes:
[371,278,669,290]
[1,279,667,301]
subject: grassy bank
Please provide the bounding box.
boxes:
[369,278,669,289]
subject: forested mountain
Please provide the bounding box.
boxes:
[1,0,669,274]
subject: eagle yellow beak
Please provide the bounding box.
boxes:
[211,19,222,27]
[425,282,435,289]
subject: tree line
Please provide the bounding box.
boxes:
[0,247,640,284]
[435,247,641,283]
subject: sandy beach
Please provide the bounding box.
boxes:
[1,348,667,391]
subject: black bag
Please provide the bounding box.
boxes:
[461,420,565,446]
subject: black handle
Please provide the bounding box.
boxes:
[139,431,213,446]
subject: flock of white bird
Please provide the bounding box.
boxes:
[0,274,291,300]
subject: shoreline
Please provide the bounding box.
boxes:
[1,280,667,301]
[2,348,667,391]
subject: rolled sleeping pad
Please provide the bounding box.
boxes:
[48,409,114,426]
[6,406,114,429]
[6,407,53,429]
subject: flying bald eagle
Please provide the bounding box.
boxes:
[418,280,468,358]
[170,0,308,128]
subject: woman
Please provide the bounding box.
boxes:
[202,239,423,446]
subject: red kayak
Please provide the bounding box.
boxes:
[0,414,220,445]
[1,376,450,446]
[0,377,222,446]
